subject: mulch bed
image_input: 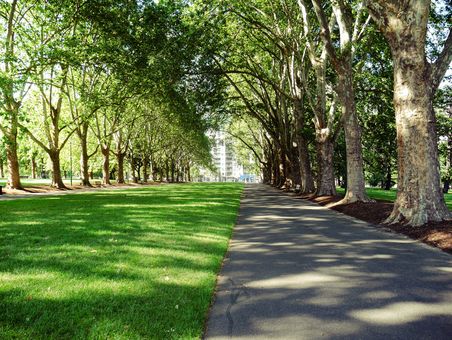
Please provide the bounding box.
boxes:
[296,193,452,254]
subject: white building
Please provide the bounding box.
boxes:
[199,131,244,181]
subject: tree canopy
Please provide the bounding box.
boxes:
[0,0,451,227]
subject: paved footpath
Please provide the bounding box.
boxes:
[205,184,452,340]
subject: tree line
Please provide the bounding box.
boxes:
[1,0,451,227]
[206,0,451,226]
[0,0,220,189]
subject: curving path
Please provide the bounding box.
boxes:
[205,184,452,339]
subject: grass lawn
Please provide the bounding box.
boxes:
[0,178,113,187]
[0,183,243,339]
[336,187,452,210]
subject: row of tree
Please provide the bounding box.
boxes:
[0,1,219,189]
[1,0,450,227]
[206,0,451,226]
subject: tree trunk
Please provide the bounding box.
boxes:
[386,55,450,225]
[137,162,141,183]
[385,165,392,190]
[0,158,4,178]
[50,150,66,189]
[80,139,91,186]
[143,155,149,183]
[101,145,111,185]
[116,153,125,184]
[315,136,336,196]
[336,68,371,203]
[171,160,175,183]
[287,146,302,190]
[364,0,451,225]
[165,161,169,182]
[5,111,23,190]
[298,141,315,193]
[31,155,37,179]
[6,138,22,189]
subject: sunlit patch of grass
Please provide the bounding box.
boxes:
[336,187,451,210]
[0,183,243,339]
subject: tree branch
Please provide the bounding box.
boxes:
[432,28,452,92]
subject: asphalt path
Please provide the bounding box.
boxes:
[205,184,452,339]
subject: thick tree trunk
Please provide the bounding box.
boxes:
[6,137,22,189]
[165,161,169,182]
[101,145,111,185]
[116,153,125,184]
[0,158,4,178]
[273,151,282,187]
[5,110,22,189]
[365,0,451,226]
[288,146,302,190]
[31,155,37,179]
[337,70,371,203]
[385,165,392,191]
[49,150,66,189]
[386,53,450,225]
[311,65,336,196]
[171,160,175,183]
[80,140,91,186]
[143,156,149,183]
[315,136,336,196]
[298,137,315,194]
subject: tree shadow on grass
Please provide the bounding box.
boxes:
[0,183,243,338]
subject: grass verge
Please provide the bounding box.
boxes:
[0,183,243,339]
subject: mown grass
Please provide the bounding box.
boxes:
[0,183,243,339]
[0,179,112,187]
[336,187,452,210]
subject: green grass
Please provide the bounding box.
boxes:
[0,183,243,339]
[0,178,114,187]
[336,187,452,210]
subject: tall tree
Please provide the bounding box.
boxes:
[310,0,372,203]
[365,0,452,225]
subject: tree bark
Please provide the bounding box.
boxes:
[49,150,66,189]
[0,158,4,178]
[366,0,451,225]
[143,155,149,183]
[385,165,392,191]
[80,139,91,186]
[3,0,22,190]
[387,58,449,225]
[315,135,336,196]
[116,153,125,184]
[338,70,370,203]
[311,0,370,203]
[6,133,22,189]
[171,159,175,183]
[31,155,37,179]
[294,98,315,193]
[78,123,92,187]
[101,145,111,185]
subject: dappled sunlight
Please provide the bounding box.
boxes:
[248,272,341,289]
[436,267,452,273]
[0,183,244,338]
[350,300,452,325]
[350,239,416,245]
[207,185,452,339]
